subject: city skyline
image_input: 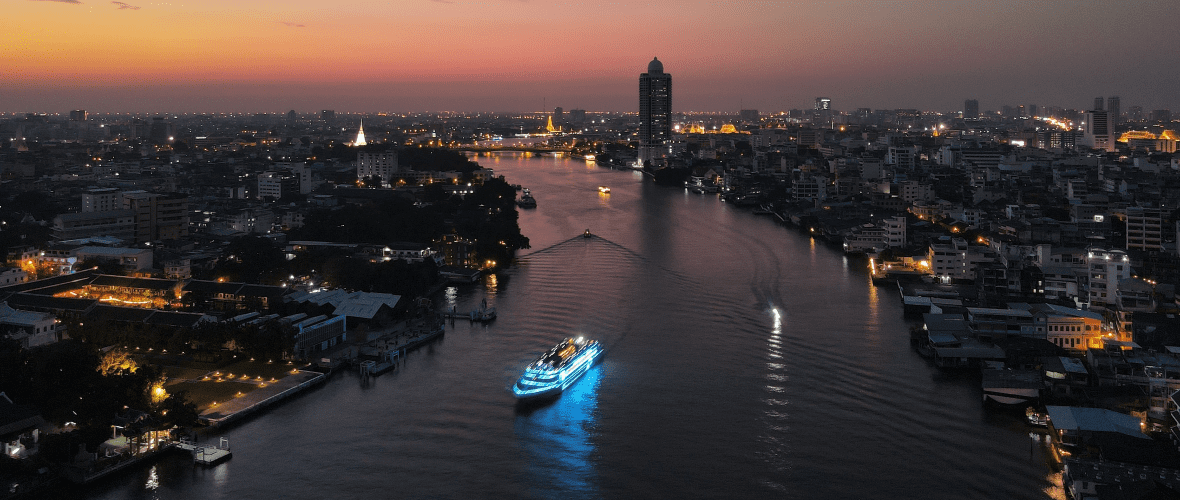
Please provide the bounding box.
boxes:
[4,0,1179,113]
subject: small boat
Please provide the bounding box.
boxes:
[598,186,610,194]
[513,337,602,400]
[517,188,537,209]
[1026,407,1048,427]
[584,229,592,238]
[471,298,496,322]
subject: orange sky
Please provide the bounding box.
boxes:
[3,0,1178,112]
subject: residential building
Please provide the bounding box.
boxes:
[82,188,122,212]
[1124,207,1163,251]
[257,171,300,201]
[0,301,58,348]
[122,191,189,243]
[0,268,28,287]
[52,210,136,242]
[1086,248,1132,309]
[356,152,398,186]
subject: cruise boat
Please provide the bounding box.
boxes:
[512,337,602,400]
[598,186,610,194]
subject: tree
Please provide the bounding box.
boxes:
[97,349,139,376]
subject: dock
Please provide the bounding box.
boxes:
[176,437,232,466]
[359,318,445,377]
[442,301,496,322]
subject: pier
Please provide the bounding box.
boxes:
[358,316,446,377]
[176,437,232,466]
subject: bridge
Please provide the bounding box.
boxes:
[452,145,576,155]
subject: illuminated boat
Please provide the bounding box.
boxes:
[598,186,611,194]
[512,337,602,400]
[517,189,537,209]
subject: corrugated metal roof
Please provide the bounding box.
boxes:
[1045,406,1147,438]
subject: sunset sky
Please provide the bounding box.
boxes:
[3,0,1178,113]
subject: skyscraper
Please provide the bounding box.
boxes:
[963,99,979,120]
[639,57,671,164]
[1107,96,1121,125]
[814,97,832,126]
[1083,109,1114,152]
[1094,97,1104,111]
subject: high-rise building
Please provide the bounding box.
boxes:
[1125,208,1164,252]
[82,188,122,212]
[321,110,336,123]
[148,117,174,143]
[814,97,832,127]
[1107,96,1121,125]
[963,99,979,120]
[122,191,189,243]
[1094,97,1104,111]
[553,107,563,123]
[1082,109,1114,152]
[258,171,301,201]
[638,57,672,164]
[1028,104,1038,117]
[357,151,399,186]
[69,110,87,121]
[568,109,586,126]
[1153,109,1172,123]
[1128,106,1144,122]
[739,109,759,123]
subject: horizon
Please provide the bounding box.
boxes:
[4,0,1179,114]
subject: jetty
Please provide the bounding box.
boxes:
[176,437,232,466]
[359,316,446,377]
[442,298,496,322]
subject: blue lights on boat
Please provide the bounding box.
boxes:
[513,337,602,400]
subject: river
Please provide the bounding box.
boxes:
[87,154,1063,499]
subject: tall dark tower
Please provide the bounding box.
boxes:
[639,57,671,164]
[963,99,979,120]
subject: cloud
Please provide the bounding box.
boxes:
[280,21,306,27]
[111,1,139,8]
[30,0,82,4]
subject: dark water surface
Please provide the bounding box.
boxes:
[87,154,1062,499]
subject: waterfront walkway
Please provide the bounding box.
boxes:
[198,370,325,427]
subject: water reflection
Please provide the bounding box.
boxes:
[867,275,879,323]
[515,365,602,499]
[144,465,158,491]
[484,274,499,298]
[444,286,457,309]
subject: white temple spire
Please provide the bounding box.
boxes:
[355,118,367,146]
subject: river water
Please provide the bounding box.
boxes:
[87,154,1063,499]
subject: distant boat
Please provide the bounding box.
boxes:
[598,186,611,194]
[584,229,592,238]
[517,188,537,209]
